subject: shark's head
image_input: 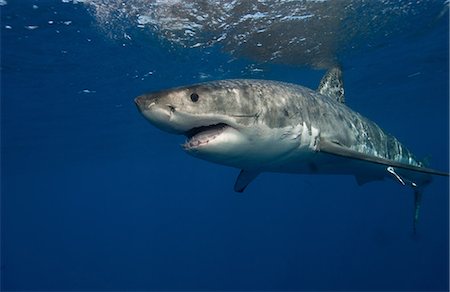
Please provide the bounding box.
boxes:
[135,80,269,167]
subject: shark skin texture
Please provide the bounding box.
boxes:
[135,68,448,232]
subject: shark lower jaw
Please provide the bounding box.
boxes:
[182,123,233,150]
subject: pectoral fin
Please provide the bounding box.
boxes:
[319,138,449,176]
[234,170,260,193]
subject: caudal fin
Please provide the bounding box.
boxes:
[413,189,422,235]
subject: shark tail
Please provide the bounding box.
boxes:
[413,188,423,235]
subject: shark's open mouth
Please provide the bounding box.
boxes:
[184,123,230,148]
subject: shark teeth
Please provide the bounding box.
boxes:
[183,123,229,148]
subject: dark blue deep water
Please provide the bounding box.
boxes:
[1,1,449,291]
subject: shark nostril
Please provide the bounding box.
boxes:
[168,105,176,113]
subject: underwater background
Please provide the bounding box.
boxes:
[1,0,449,291]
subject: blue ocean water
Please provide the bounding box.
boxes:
[1,1,449,291]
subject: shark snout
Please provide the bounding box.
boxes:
[135,95,150,109]
[135,94,181,133]
[134,95,144,107]
[134,95,158,112]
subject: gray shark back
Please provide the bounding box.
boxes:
[197,79,421,168]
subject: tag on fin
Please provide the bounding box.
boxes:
[234,170,259,193]
[317,66,345,103]
[387,166,406,185]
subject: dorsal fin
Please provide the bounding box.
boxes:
[317,67,345,103]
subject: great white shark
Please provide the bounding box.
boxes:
[135,68,448,232]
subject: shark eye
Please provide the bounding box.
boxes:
[190,93,199,102]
